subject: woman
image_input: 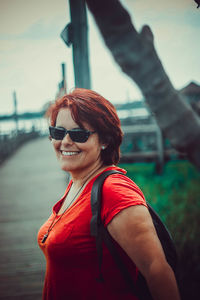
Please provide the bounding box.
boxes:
[38,88,180,300]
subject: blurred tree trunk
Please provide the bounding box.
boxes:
[86,0,200,169]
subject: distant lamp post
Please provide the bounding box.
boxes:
[13,91,18,132]
[61,0,91,89]
[56,63,67,99]
[62,63,67,93]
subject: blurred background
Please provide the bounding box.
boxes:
[0,0,199,299]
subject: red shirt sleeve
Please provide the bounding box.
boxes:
[101,173,147,226]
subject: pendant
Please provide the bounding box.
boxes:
[42,233,48,243]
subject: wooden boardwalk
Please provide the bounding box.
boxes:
[0,137,68,299]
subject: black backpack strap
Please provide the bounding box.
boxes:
[90,170,139,296]
[90,170,121,282]
[90,170,122,236]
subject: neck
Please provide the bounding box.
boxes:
[70,162,105,188]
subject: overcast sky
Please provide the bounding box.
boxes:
[0,0,199,114]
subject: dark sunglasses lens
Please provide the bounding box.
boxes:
[49,127,65,140]
[49,127,91,142]
[69,130,89,143]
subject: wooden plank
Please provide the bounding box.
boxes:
[0,137,67,299]
[122,124,158,133]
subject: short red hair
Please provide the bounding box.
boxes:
[46,88,123,165]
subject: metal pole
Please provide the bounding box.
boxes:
[69,0,91,89]
[61,63,67,93]
[13,91,18,132]
[155,120,164,174]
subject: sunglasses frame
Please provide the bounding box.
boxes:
[49,126,96,143]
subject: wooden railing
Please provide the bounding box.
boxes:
[0,129,40,165]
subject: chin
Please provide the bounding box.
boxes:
[59,162,77,173]
[60,164,72,172]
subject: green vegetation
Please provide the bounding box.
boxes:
[119,160,200,298]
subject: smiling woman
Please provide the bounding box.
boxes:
[37,88,180,300]
[47,88,123,165]
[50,107,104,177]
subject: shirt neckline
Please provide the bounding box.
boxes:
[52,165,126,215]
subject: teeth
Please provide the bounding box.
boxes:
[62,151,80,156]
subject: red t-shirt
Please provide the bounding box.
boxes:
[38,166,147,300]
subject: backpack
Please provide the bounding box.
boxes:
[90,170,178,300]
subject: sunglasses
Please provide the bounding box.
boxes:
[49,126,96,143]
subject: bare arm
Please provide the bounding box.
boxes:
[107,205,180,300]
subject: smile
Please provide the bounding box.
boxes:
[61,151,81,156]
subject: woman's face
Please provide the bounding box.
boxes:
[51,108,104,176]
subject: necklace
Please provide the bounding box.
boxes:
[41,165,103,243]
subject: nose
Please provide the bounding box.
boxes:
[61,132,73,145]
